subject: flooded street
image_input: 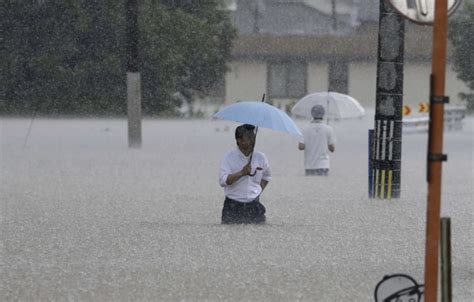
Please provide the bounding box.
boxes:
[1,114,473,301]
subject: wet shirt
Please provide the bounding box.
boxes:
[219,148,271,203]
[300,121,336,169]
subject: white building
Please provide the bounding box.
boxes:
[199,0,469,116]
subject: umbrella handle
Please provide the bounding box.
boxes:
[247,92,265,176]
[248,145,256,176]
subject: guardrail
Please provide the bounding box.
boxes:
[402,105,466,133]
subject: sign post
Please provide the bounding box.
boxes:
[387,0,461,301]
[424,1,449,299]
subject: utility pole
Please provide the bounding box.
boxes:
[424,1,449,300]
[331,0,337,32]
[126,0,142,148]
[253,1,260,34]
[381,0,461,299]
[370,0,405,199]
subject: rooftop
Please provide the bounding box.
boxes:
[231,22,447,61]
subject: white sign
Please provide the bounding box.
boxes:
[388,0,462,24]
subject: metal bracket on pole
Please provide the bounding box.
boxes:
[426,76,449,183]
[428,153,448,162]
[427,152,447,182]
[430,95,449,104]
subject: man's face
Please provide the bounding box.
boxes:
[237,132,255,156]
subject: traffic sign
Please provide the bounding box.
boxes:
[388,0,462,24]
[418,102,430,113]
[403,105,412,115]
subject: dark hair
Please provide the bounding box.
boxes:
[235,124,255,139]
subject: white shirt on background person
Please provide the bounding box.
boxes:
[300,120,336,170]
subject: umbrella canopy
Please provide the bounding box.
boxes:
[291,92,365,120]
[213,101,302,137]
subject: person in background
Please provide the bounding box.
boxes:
[219,124,271,224]
[298,104,336,176]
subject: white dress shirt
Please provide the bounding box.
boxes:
[300,121,336,169]
[219,148,271,202]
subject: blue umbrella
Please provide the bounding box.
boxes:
[213,96,302,176]
[213,100,302,137]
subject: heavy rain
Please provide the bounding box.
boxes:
[1,1,473,301]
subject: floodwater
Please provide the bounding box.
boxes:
[1,112,473,301]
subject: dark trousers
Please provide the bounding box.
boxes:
[221,197,266,224]
[305,168,329,176]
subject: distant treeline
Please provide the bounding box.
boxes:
[0,1,236,116]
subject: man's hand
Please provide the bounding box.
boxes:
[240,161,252,176]
[260,179,269,191]
[225,161,252,185]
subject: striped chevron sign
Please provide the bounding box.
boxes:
[418,102,429,113]
[403,105,412,116]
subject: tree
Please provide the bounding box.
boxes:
[0,0,236,116]
[449,2,474,112]
[0,1,127,115]
[139,0,236,115]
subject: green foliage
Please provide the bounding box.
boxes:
[0,0,236,116]
[449,2,474,112]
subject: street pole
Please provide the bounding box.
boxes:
[440,217,452,302]
[126,0,142,148]
[424,0,449,300]
[371,0,405,199]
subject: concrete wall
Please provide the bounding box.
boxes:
[346,61,466,109]
[348,62,377,107]
[225,60,267,104]
[223,59,468,113]
[307,62,329,93]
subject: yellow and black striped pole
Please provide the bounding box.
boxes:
[373,166,395,199]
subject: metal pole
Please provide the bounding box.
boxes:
[331,0,337,31]
[127,0,142,148]
[253,1,259,34]
[372,0,405,199]
[424,0,449,300]
[440,217,452,302]
[368,129,374,198]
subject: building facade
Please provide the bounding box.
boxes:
[216,0,469,113]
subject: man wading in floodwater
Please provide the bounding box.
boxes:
[298,104,336,176]
[218,124,271,224]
